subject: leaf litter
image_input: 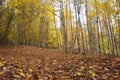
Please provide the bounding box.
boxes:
[0,46,120,80]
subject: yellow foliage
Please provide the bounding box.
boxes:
[89,11,96,17]
[15,8,21,14]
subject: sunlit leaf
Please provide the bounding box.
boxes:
[89,71,96,77]
[19,72,25,77]
[76,72,82,76]
[3,61,6,64]
[0,62,4,67]
[29,68,33,73]
[14,75,21,78]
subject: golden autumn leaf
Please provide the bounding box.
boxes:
[0,62,4,67]
[29,68,33,73]
[89,71,96,77]
[76,72,82,76]
[19,71,25,77]
[14,75,21,78]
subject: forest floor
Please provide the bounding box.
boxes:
[0,46,120,80]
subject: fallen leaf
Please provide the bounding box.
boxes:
[29,68,33,73]
[0,62,4,67]
[14,75,20,78]
[89,71,96,77]
[76,72,82,76]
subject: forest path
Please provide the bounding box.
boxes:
[0,46,120,80]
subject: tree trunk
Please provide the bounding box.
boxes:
[94,0,100,54]
[60,0,68,54]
